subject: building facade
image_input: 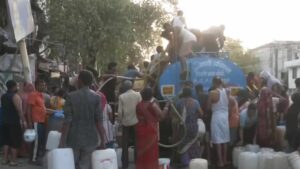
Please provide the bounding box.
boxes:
[251,41,300,89]
[284,59,300,90]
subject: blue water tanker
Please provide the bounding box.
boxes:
[159,53,246,96]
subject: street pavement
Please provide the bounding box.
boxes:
[0,159,233,169]
[0,158,42,169]
[0,155,135,169]
[0,152,233,169]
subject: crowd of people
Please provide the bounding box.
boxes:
[0,64,300,169]
[0,79,67,166]
[160,71,300,169]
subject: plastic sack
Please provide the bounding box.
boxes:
[24,129,36,143]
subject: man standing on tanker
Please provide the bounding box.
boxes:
[167,10,197,80]
[202,25,226,52]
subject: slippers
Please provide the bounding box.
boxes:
[9,162,19,166]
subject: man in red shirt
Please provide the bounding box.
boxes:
[27,80,47,163]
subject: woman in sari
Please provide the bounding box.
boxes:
[136,87,169,169]
[256,79,274,147]
[172,87,203,168]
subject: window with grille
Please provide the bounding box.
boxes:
[293,68,297,79]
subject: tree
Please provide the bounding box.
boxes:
[44,0,177,71]
[224,38,260,74]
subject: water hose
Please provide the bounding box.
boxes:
[97,75,142,93]
[97,75,187,148]
[158,97,187,148]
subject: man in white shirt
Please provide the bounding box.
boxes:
[118,80,141,169]
[172,10,186,29]
[164,21,197,80]
[171,10,197,80]
[149,46,164,74]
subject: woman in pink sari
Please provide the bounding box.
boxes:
[136,88,169,169]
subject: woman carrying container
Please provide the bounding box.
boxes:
[135,87,169,169]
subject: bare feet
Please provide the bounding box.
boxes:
[9,161,18,166]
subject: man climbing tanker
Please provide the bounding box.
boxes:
[160,10,226,80]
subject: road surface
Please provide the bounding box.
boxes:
[0,158,42,169]
[0,152,232,169]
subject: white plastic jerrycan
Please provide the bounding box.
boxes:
[46,131,62,150]
[92,149,118,169]
[189,158,208,169]
[47,148,75,169]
